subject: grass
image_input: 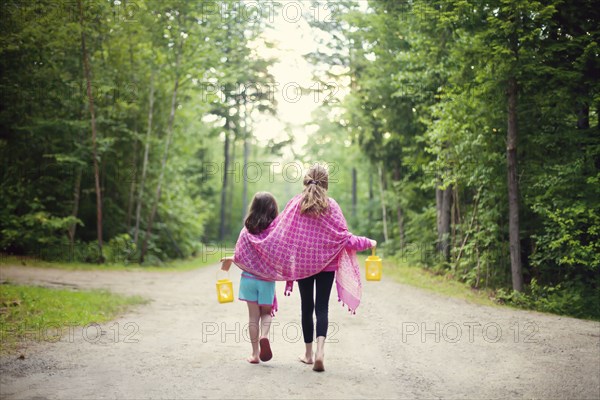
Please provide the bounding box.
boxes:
[0,251,224,272]
[0,284,148,354]
[359,255,500,308]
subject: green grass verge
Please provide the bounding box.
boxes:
[362,255,600,320]
[359,255,499,308]
[0,251,224,272]
[387,261,498,307]
[0,284,148,354]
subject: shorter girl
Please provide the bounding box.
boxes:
[221,192,278,364]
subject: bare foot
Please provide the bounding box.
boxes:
[299,355,313,364]
[313,352,325,372]
[247,355,260,364]
[259,338,272,362]
[313,359,324,372]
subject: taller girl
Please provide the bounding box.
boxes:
[294,164,375,372]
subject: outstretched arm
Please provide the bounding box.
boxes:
[220,256,235,271]
[346,235,377,252]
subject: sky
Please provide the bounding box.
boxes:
[250,3,323,155]
[248,1,369,157]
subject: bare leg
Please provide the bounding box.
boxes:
[258,305,273,362]
[259,306,272,339]
[299,342,313,364]
[313,336,325,372]
[297,275,315,364]
[312,271,334,372]
[247,302,260,363]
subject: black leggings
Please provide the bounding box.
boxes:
[297,271,335,343]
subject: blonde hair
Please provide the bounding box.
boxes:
[300,164,329,216]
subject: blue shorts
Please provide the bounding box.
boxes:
[239,272,275,306]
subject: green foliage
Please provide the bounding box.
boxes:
[1,0,276,263]
[104,234,136,265]
[2,0,598,321]
[531,203,600,272]
[305,0,600,319]
[496,278,600,320]
[0,203,80,254]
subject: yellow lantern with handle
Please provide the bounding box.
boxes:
[216,271,234,303]
[365,247,382,281]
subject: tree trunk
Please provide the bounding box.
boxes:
[227,133,236,235]
[126,139,138,230]
[67,102,85,254]
[438,185,452,261]
[577,101,589,130]
[67,166,82,251]
[242,137,249,223]
[78,0,103,262]
[241,99,251,224]
[507,76,523,292]
[378,164,388,243]
[454,186,481,268]
[392,166,404,249]
[134,69,155,246]
[140,41,182,263]
[351,167,357,218]
[219,125,230,241]
[368,169,373,221]
[396,206,404,249]
[475,227,481,288]
[453,186,461,250]
[436,183,443,240]
[125,41,138,232]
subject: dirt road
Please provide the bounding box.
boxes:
[1,264,599,399]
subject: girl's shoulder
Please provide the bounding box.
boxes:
[327,197,344,216]
[327,197,340,207]
[284,193,303,209]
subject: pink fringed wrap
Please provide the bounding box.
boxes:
[233,194,362,313]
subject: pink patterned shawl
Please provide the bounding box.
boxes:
[233,194,362,313]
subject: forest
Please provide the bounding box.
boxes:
[1,0,598,319]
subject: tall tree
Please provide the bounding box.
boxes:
[507,74,523,291]
[140,34,183,263]
[134,69,155,246]
[78,0,103,262]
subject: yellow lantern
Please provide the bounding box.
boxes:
[216,271,234,303]
[365,247,382,281]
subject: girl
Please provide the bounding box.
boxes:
[221,192,278,364]
[294,164,375,372]
[228,164,376,372]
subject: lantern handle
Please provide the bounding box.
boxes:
[371,246,376,257]
[216,269,230,280]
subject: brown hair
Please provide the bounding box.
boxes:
[300,164,329,216]
[245,192,279,234]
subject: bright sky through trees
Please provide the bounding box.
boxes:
[251,1,367,155]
